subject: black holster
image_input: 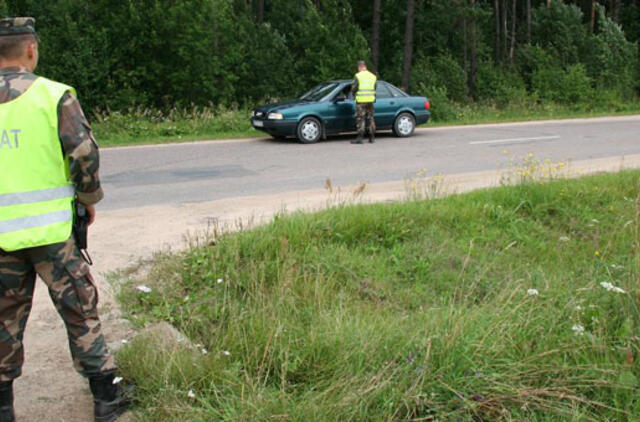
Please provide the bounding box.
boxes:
[74,202,92,264]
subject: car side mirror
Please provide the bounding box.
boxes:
[333,95,346,103]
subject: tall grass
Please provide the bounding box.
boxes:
[117,170,640,420]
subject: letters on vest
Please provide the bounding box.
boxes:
[0,129,20,149]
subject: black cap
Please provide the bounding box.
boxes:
[0,17,36,37]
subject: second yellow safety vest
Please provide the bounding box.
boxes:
[355,70,377,103]
[0,77,76,252]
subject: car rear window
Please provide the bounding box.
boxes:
[388,84,409,97]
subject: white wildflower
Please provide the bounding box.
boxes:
[600,282,626,294]
[572,324,585,335]
[188,390,196,398]
[526,288,539,296]
[183,295,190,302]
[610,264,624,270]
[559,236,570,242]
[112,377,123,385]
[591,219,600,224]
[217,278,224,284]
[575,305,583,311]
[201,348,209,355]
[136,285,152,293]
[221,350,231,356]
[121,339,129,344]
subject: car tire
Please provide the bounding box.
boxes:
[296,117,322,144]
[393,112,416,137]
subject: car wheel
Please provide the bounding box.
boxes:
[296,117,322,144]
[393,112,416,137]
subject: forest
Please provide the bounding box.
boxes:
[1,0,638,120]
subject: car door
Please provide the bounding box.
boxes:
[329,85,357,133]
[373,82,398,128]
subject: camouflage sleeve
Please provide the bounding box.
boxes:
[57,92,104,205]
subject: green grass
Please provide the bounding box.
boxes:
[92,106,256,147]
[92,100,640,147]
[117,170,640,421]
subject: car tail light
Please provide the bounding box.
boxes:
[424,100,430,110]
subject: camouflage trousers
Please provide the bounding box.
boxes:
[0,236,115,381]
[356,102,375,135]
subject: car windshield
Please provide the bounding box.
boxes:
[299,83,339,102]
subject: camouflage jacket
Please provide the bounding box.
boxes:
[0,66,103,205]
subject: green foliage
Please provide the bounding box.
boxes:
[531,2,587,66]
[411,54,467,102]
[474,61,528,105]
[532,63,593,104]
[1,0,638,120]
[584,7,639,99]
[118,170,640,420]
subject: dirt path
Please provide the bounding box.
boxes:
[14,154,640,421]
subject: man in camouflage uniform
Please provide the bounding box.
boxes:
[351,60,377,144]
[0,18,130,422]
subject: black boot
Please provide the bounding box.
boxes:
[369,132,375,143]
[0,381,14,422]
[89,374,133,422]
[351,133,363,144]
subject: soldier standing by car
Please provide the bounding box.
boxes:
[0,17,131,422]
[351,60,377,144]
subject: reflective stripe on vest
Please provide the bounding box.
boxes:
[0,185,75,207]
[0,210,72,234]
[355,70,377,103]
[0,77,76,251]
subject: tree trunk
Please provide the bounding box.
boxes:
[401,0,416,91]
[590,0,597,32]
[509,0,517,61]
[372,0,381,72]
[502,0,508,61]
[257,0,264,23]
[468,0,478,99]
[313,0,321,10]
[611,0,620,22]
[494,0,501,62]
[526,0,531,43]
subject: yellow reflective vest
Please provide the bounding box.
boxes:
[0,77,76,251]
[355,70,377,103]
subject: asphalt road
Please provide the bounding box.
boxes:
[99,115,640,211]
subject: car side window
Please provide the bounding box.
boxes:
[388,84,409,98]
[376,83,392,99]
[343,85,354,100]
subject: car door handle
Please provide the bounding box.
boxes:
[390,101,395,105]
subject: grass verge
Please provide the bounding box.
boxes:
[92,101,640,147]
[117,170,640,420]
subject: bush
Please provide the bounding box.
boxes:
[532,63,593,104]
[474,61,528,105]
[417,85,462,122]
[411,54,467,102]
[583,7,638,99]
[531,2,587,67]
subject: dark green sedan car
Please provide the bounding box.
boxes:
[250,80,430,143]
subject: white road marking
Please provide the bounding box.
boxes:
[469,135,560,145]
